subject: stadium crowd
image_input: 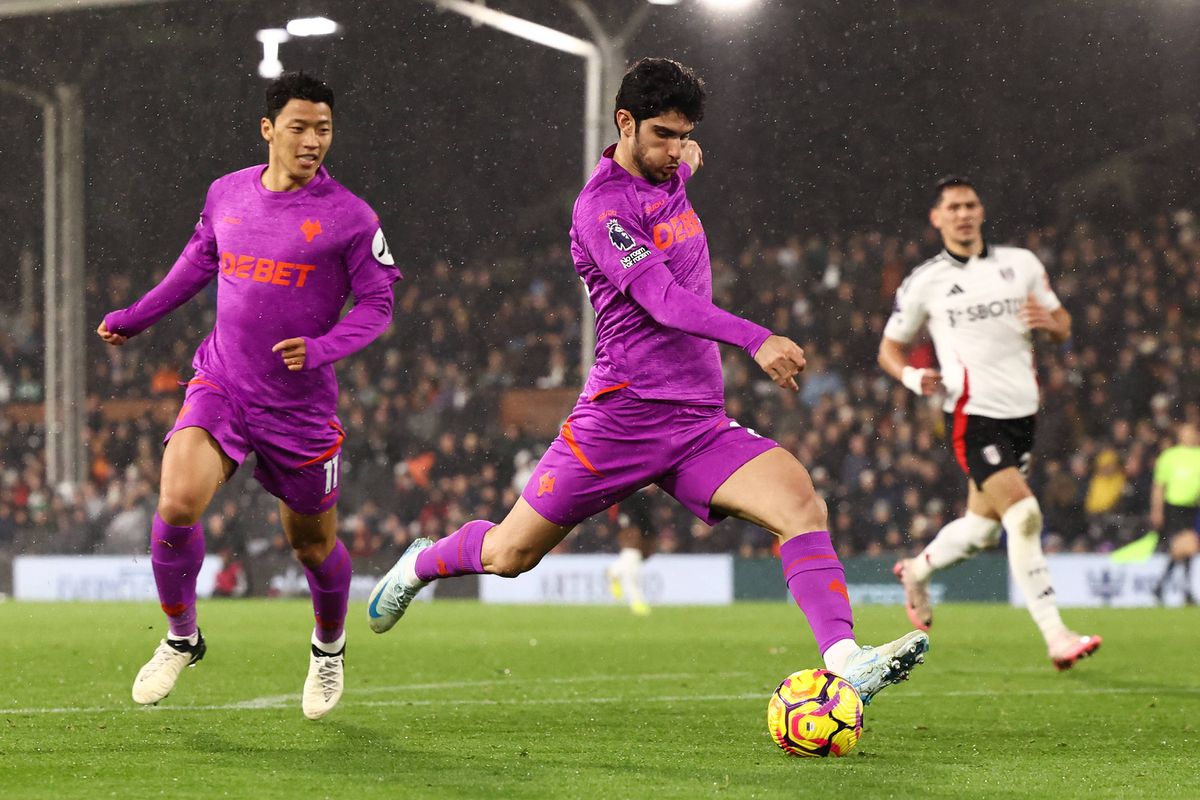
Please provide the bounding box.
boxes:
[2,210,1198,565]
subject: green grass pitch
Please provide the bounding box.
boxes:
[1,600,1197,799]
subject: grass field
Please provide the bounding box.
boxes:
[1,600,1197,799]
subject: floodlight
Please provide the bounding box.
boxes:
[286,16,339,37]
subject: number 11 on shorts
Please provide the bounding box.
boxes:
[324,453,340,494]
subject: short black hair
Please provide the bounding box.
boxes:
[932,175,978,208]
[614,58,706,131]
[265,71,334,122]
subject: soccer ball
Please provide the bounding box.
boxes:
[767,668,863,757]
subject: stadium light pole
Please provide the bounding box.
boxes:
[0,78,87,489]
[424,0,656,376]
[0,79,60,484]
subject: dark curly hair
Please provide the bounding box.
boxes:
[613,58,706,131]
[265,71,335,122]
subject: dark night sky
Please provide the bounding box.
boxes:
[1,0,1198,287]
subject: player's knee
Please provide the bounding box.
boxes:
[157,493,203,526]
[290,539,330,569]
[786,486,827,533]
[964,512,1003,549]
[489,543,544,578]
[1000,496,1042,539]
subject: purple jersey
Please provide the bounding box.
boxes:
[571,145,722,405]
[105,165,399,433]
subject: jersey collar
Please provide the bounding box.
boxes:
[942,241,989,265]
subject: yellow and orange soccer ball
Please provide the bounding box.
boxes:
[767,668,864,757]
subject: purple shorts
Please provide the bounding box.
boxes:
[164,376,344,516]
[522,391,778,527]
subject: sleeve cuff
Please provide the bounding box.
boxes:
[302,336,331,370]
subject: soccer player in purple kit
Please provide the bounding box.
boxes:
[97,72,400,719]
[370,58,928,704]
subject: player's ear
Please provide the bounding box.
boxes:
[615,109,636,139]
[260,117,274,143]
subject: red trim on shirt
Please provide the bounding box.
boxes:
[588,381,630,402]
[951,369,971,474]
[186,378,225,394]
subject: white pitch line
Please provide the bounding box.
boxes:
[4,681,1199,717]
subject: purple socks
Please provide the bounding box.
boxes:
[150,513,206,639]
[414,520,494,582]
[780,530,855,653]
[304,539,352,646]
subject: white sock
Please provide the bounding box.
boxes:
[170,631,200,646]
[1002,497,1067,644]
[909,512,1001,582]
[617,547,646,606]
[822,638,860,676]
[312,630,346,655]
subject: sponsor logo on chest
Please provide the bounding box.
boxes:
[651,207,703,251]
[219,252,317,287]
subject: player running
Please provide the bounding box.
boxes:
[1149,422,1200,605]
[605,488,657,616]
[880,175,1100,670]
[370,58,928,703]
[97,72,399,718]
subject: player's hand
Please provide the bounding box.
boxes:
[1019,293,1056,332]
[901,366,943,396]
[681,140,703,175]
[753,335,805,392]
[96,320,127,346]
[272,338,307,371]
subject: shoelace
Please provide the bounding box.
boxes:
[142,641,188,675]
[313,655,343,698]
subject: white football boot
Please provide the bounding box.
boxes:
[131,629,206,705]
[839,630,929,704]
[302,637,345,720]
[367,538,434,634]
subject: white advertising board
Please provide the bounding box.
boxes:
[14,555,221,601]
[1008,554,1197,608]
[480,554,733,605]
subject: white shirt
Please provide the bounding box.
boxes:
[883,245,1061,419]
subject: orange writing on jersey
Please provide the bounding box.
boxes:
[219,252,316,288]
[652,208,703,250]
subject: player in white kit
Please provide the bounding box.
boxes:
[878,176,1101,671]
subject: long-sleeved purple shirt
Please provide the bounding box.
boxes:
[104,165,400,433]
[570,145,771,405]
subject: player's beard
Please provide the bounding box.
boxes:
[631,134,673,184]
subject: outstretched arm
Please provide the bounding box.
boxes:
[100,253,215,341]
[100,188,219,343]
[626,262,804,390]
